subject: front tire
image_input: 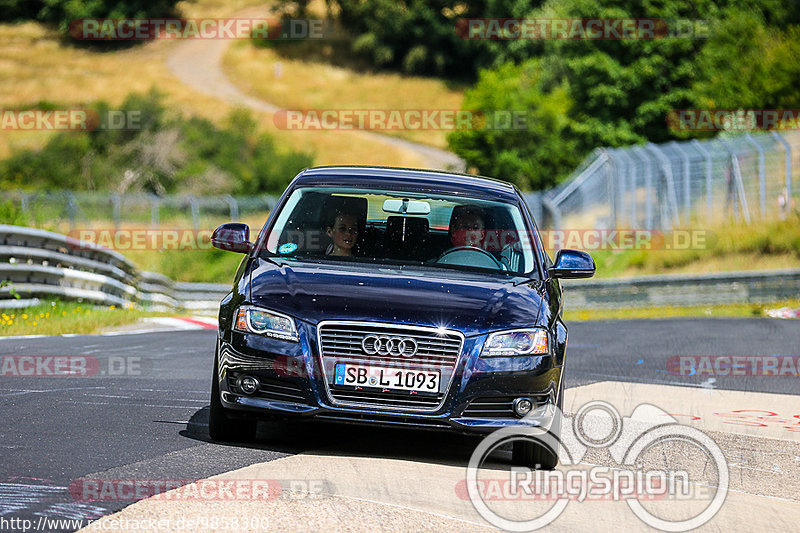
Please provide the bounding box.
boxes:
[208,350,257,442]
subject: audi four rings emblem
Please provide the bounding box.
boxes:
[361,335,418,357]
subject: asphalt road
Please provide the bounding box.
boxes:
[0,318,798,531]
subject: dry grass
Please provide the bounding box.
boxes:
[222,41,466,149]
[0,3,427,168]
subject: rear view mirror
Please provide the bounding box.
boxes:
[549,249,595,279]
[382,198,431,215]
[211,223,252,253]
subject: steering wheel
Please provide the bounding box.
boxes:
[435,246,505,270]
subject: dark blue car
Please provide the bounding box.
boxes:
[208,166,594,468]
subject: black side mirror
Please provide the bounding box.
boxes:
[211,223,252,253]
[549,249,595,279]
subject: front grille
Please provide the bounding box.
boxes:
[318,322,464,412]
[462,395,549,418]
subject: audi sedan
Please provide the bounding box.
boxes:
[208,166,595,468]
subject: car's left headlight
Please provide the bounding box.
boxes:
[234,305,298,342]
[482,328,548,357]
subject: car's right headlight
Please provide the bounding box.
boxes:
[234,305,299,342]
[481,328,548,357]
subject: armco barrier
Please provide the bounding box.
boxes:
[562,268,800,309]
[0,224,229,311]
[1,224,798,312]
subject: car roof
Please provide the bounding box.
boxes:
[292,166,521,203]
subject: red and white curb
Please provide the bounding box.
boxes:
[0,316,218,340]
[99,316,218,335]
[766,306,800,319]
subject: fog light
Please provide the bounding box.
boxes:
[238,375,260,395]
[513,397,534,417]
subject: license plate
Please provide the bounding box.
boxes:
[334,364,440,393]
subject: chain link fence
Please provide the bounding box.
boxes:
[537,131,800,230]
[3,131,798,233]
[2,191,278,231]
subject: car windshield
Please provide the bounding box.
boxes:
[262,186,538,275]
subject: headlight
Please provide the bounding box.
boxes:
[234,305,298,342]
[482,329,547,357]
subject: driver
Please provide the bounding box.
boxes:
[449,206,487,248]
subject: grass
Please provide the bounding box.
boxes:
[0,300,176,336]
[564,299,800,321]
[222,40,466,149]
[590,217,800,278]
[0,2,427,168]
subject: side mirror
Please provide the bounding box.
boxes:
[549,249,595,279]
[211,223,252,253]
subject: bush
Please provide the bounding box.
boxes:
[0,91,314,195]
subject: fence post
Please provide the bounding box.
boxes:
[224,195,239,222]
[646,143,680,228]
[66,192,77,231]
[718,138,751,224]
[616,149,636,227]
[542,195,562,229]
[149,194,160,228]
[112,194,121,229]
[19,193,29,223]
[603,149,620,228]
[188,195,199,230]
[744,134,766,218]
[669,141,693,223]
[771,131,792,201]
[690,139,713,224]
[631,147,653,228]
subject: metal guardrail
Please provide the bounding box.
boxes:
[0,224,229,312]
[2,224,797,312]
[562,269,800,310]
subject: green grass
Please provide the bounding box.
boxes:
[0,300,177,336]
[125,247,245,283]
[564,299,800,321]
[591,217,800,278]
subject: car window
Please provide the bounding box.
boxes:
[262,186,539,276]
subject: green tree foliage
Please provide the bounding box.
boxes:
[0,91,314,195]
[448,0,800,189]
[0,0,180,40]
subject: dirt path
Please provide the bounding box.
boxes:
[165,8,465,171]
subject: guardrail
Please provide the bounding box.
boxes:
[2,224,797,312]
[0,224,229,312]
[562,269,800,309]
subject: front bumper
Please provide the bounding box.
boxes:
[216,323,562,435]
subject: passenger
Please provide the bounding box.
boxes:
[449,206,487,248]
[326,210,360,256]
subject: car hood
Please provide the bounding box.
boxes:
[248,259,544,336]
